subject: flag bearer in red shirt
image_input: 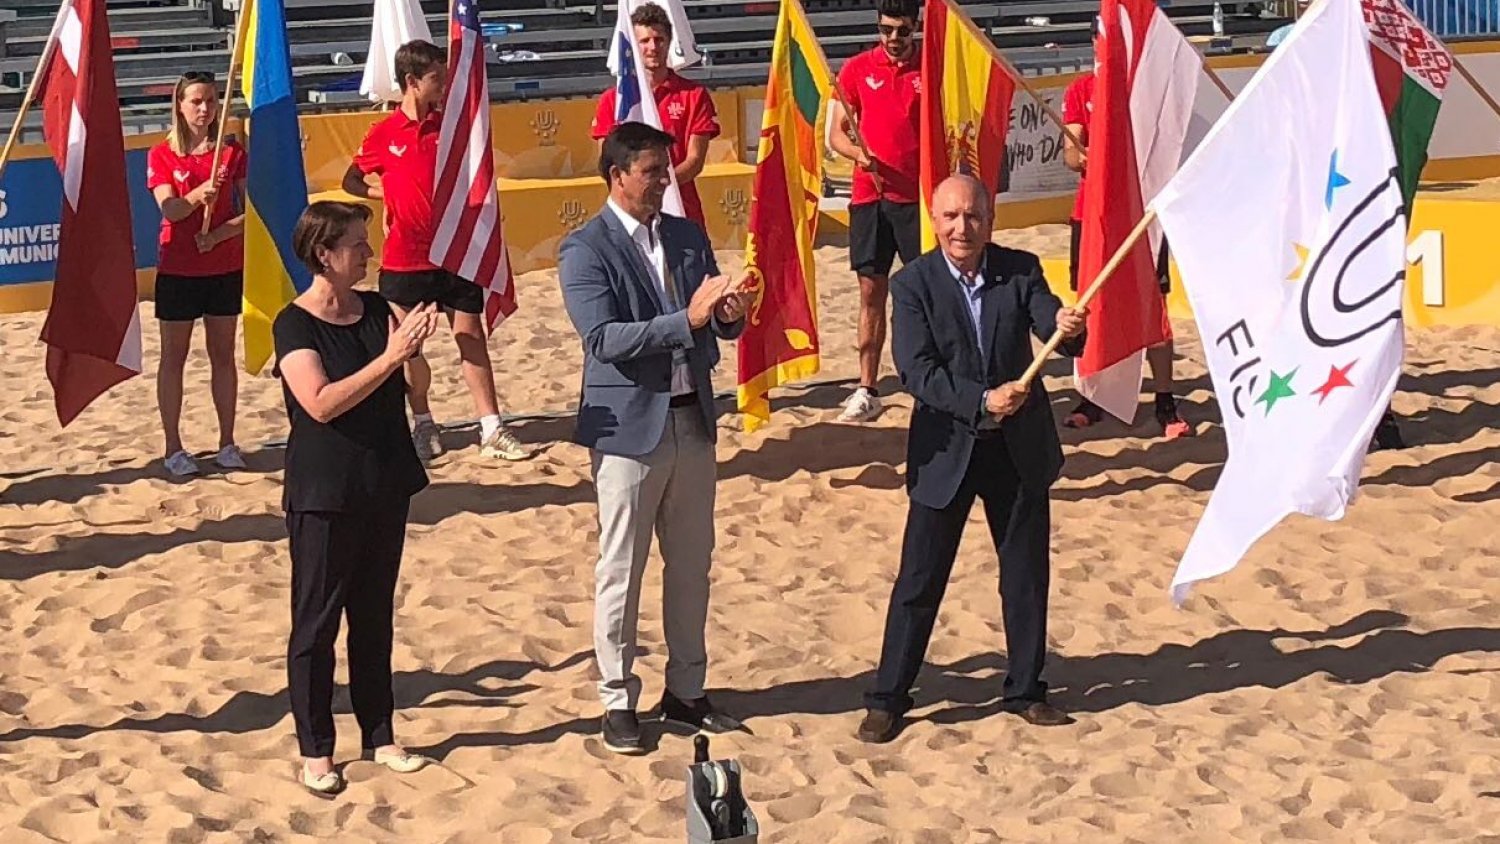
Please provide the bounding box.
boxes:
[342,40,530,463]
[829,0,923,424]
[1061,55,1192,439]
[147,71,249,477]
[590,3,721,230]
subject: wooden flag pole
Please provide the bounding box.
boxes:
[938,0,1085,151]
[831,81,884,193]
[201,1,251,235]
[1453,56,1500,124]
[0,15,63,183]
[1018,207,1157,385]
[1204,63,1236,102]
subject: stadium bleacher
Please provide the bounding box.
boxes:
[0,0,1293,142]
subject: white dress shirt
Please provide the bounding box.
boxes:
[607,198,695,397]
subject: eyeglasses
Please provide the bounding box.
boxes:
[180,71,216,84]
[878,23,913,37]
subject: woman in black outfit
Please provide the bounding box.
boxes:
[273,201,441,796]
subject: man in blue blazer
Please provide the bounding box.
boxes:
[858,175,1088,743]
[559,122,751,755]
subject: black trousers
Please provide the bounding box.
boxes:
[867,437,1052,715]
[286,497,410,758]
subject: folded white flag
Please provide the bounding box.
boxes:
[360,0,434,103]
[1151,0,1407,603]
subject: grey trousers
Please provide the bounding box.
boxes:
[590,407,717,711]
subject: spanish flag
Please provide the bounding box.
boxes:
[240,0,311,374]
[736,0,832,432]
[918,0,1016,250]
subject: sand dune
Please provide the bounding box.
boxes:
[2,234,1499,842]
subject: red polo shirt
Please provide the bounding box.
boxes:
[147,139,247,276]
[837,45,922,206]
[592,71,721,226]
[352,108,443,272]
[1062,73,1096,221]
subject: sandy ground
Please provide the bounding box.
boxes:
[1,228,1499,843]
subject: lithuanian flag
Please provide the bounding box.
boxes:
[918,0,1016,250]
[736,0,832,432]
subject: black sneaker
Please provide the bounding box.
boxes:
[1154,392,1194,439]
[1063,399,1105,429]
[601,709,645,755]
[659,692,744,734]
[1372,411,1406,451]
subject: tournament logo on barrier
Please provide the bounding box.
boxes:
[530,109,561,146]
[557,199,588,231]
[718,188,749,225]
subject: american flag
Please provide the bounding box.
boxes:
[430,0,515,329]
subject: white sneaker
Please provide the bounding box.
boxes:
[214,444,247,470]
[164,451,201,477]
[479,425,533,461]
[412,419,444,462]
[837,388,882,423]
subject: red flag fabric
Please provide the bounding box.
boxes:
[1075,0,1199,423]
[38,0,142,426]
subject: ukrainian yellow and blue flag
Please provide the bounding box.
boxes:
[240,0,310,374]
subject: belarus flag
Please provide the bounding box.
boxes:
[1074,0,1201,423]
[37,0,142,426]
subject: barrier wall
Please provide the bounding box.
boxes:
[4,43,1500,317]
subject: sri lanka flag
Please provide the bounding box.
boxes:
[736,0,832,432]
[917,0,1015,250]
[241,0,311,374]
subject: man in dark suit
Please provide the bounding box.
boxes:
[558,122,753,754]
[858,175,1088,743]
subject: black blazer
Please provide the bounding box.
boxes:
[891,243,1087,510]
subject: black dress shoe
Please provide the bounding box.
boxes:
[602,709,645,754]
[658,692,743,734]
[855,709,904,744]
[1013,701,1075,727]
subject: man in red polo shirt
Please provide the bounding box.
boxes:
[591,2,720,229]
[829,0,922,424]
[341,40,530,463]
[1061,49,1192,439]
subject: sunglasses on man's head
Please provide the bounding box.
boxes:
[878,23,913,37]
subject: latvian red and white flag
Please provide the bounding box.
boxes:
[1075,0,1201,422]
[37,0,142,426]
[430,0,516,330]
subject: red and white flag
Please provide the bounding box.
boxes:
[37,0,142,426]
[1075,0,1201,422]
[430,0,516,330]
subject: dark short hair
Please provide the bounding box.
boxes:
[599,122,676,182]
[877,0,919,21]
[631,3,673,38]
[292,201,372,275]
[394,40,445,92]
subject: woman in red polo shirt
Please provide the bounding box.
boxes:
[146,71,248,477]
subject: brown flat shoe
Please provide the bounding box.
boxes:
[856,709,904,744]
[1014,701,1075,727]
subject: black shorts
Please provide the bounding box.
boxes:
[849,200,921,278]
[378,268,483,314]
[1068,219,1171,294]
[154,270,243,322]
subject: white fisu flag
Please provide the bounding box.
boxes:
[360,0,434,103]
[1152,0,1407,602]
[605,0,702,73]
[607,0,685,217]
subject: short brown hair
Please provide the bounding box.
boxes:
[394,40,445,92]
[292,201,372,275]
[631,3,673,38]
